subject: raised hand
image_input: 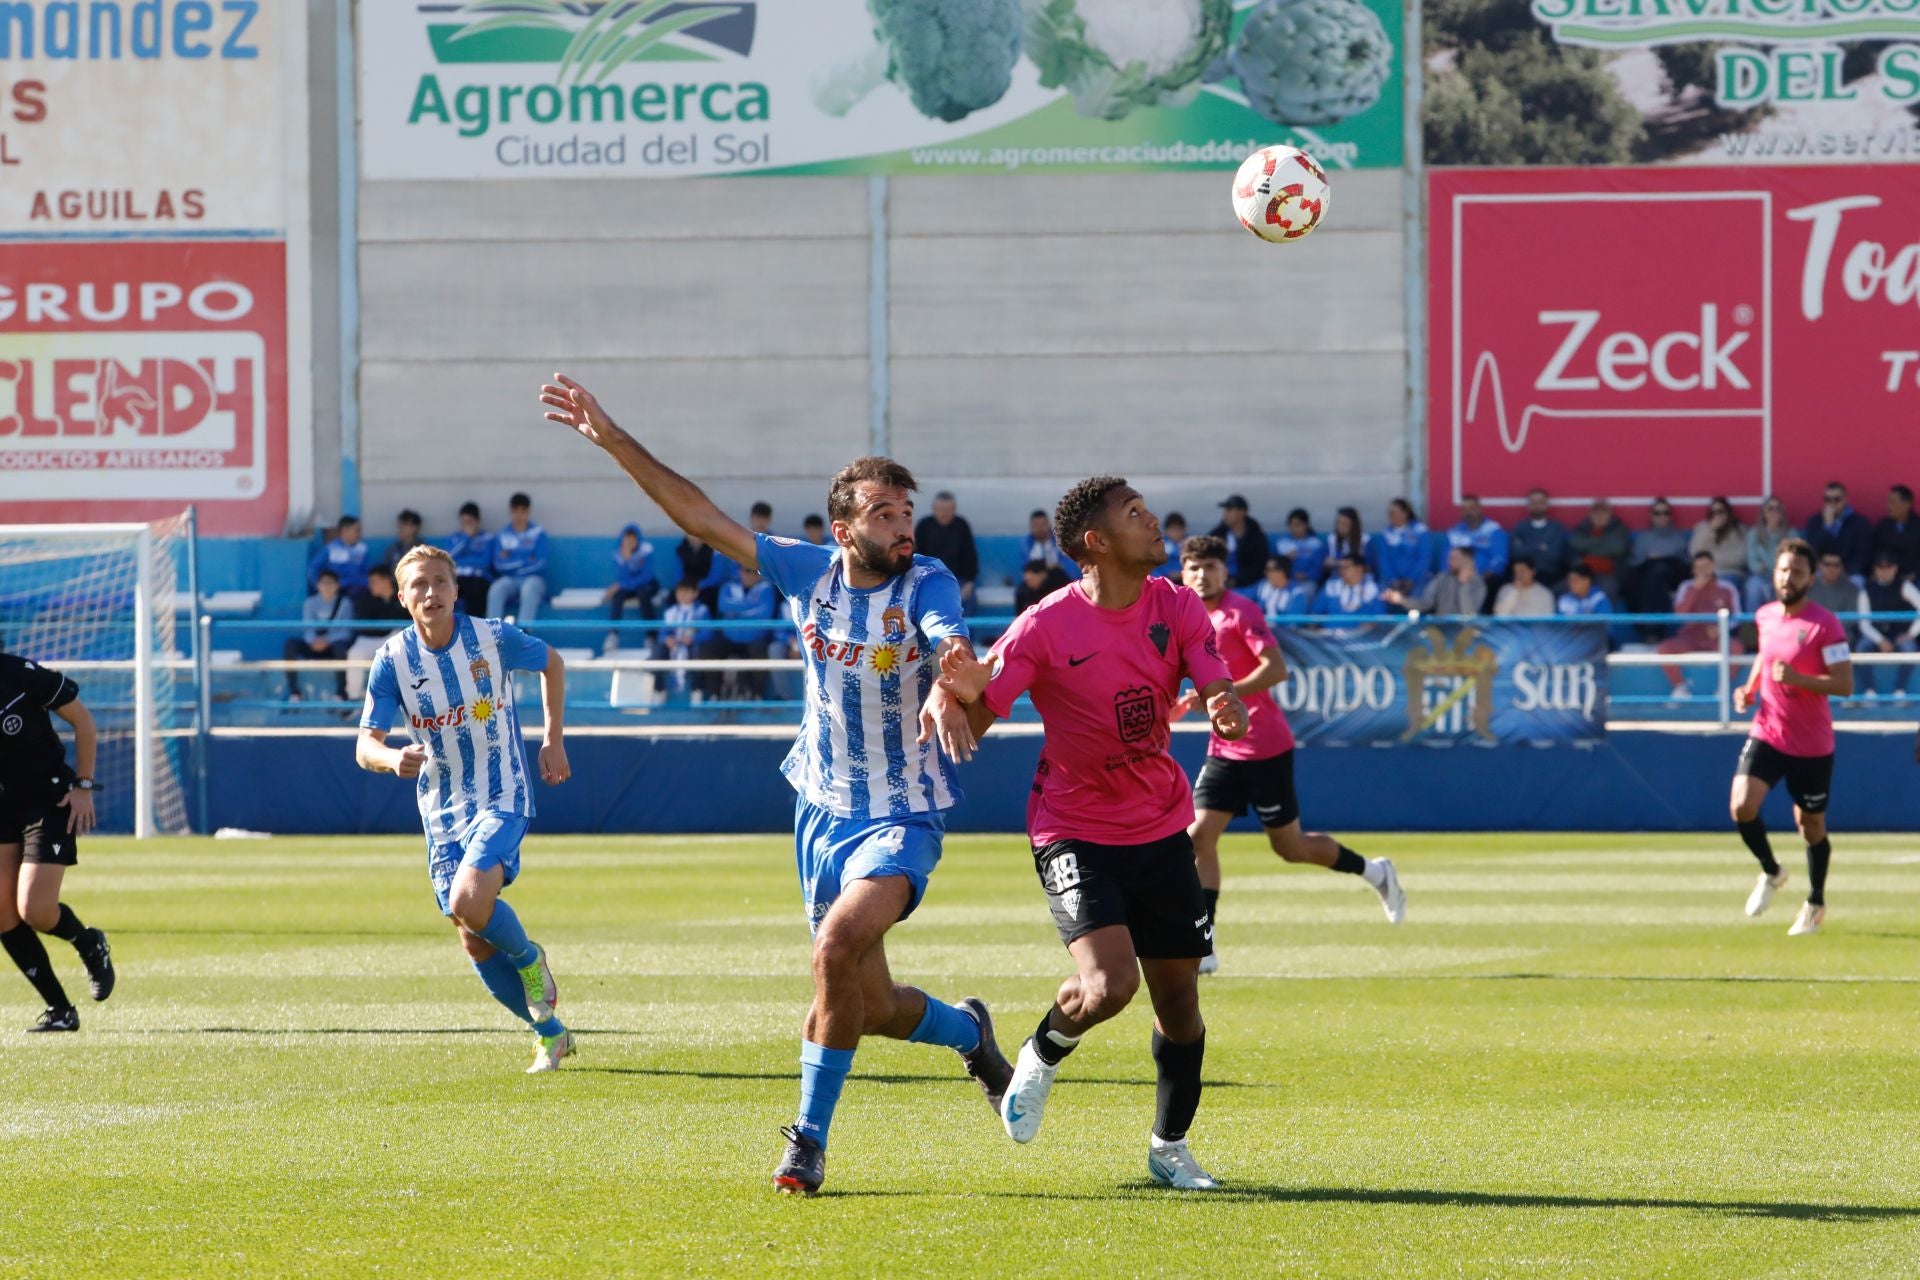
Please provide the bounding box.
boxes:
[539,373,619,448]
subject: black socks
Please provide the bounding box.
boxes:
[47,903,85,944]
[1151,1028,1206,1143]
[1807,837,1832,906]
[1332,844,1366,876]
[1737,819,1780,876]
[1032,1009,1081,1067]
[1,922,69,1009]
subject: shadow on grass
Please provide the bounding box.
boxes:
[572,1066,1266,1088]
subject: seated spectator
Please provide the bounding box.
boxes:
[309,515,371,600]
[801,514,828,546]
[1873,484,1920,581]
[1310,554,1387,627]
[1385,544,1485,616]
[1494,556,1556,617]
[379,509,426,577]
[1324,507,1365,585]
[1509,488,1572,587]
[1856,550,1920,698]
[1557,564,1612,617]
[1367,498,1431,596]
[1022,509,1067,574]
[1809,549,1862,631]
[674,531,738,610]
[1806,480,1871,583]
[1015,557,1069,613]
[661,578,713,699]
[1625,498,1689,634]
[285,569,354,701]
[1273,508,1326,587]
[1253,554,1312,616]
[709,564,779,700]
[915,491,979,607]
[447,502,494,618]
[1445,494,1510,582]
[749,501,774,534]
[1688,495,1748,594]
[1744,496,1796,610]
[606,522,656,625]
[1154,512,1187,578]
[1209,494,1270,588]
[487,492,549,621]
[1570,497,1631,599]
[345,566,409,699]
[1657,552,1742,698]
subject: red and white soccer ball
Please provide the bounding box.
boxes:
[1231,145,1330,244]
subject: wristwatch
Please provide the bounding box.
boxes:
[73,778,99,792]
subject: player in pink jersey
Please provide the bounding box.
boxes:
[1730,538,1854,936]
[927,477,1249,1191]
[1174,537,1404,974]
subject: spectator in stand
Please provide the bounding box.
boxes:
[1209,494,1271,589]
[748,501,774,534]
[1311,554,1387,627]
[1324,507,1365,584]
[661,578,712,699]
[1254,555,1312,617]
[285,568,354,701]
[1873,484,1920,580]
[1014,557,1069,613]
[1657,552,1741,699]
[1745,496,1797,610]
[345,566,409,699]
[1384,544,1485,616]
[606,522,656,625]
[1493,556,1555,617]
[1367,498,1431,597]
[1570,497,1631,600]
[1154,512,1187,578]
[673,531,726,611]
[709,563,779,700]
[914,490,979,608]
[1688,496,1748,596]
[1274,508,1327,588]
[1809,550,1862,638]
[801,513,828,545]
[1445,494,1510,582]
[379,509,426,577]
[309,515,371,600]
[487,492,549,621]
[1625,498,1689,636]
[1856,550,1920,699]
[1806,480,1871,583]
[1557,564,1623,650]
[1021,509,1070,576]
[446,502,494,618]
[1509,488,1572,587]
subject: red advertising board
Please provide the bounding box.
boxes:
[1428,167,1920,528]
[0,241,287,534]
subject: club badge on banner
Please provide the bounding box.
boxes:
[1272,621,1608,747]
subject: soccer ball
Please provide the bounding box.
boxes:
[1231,145,1330,244]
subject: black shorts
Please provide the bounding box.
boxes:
[1736,739,1835,815]
[1192,752,1300,830]
[0,796,78,865]
[1032,832,1210,959]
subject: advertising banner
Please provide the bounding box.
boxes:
[1424,0,1920,165]
[0,0,306,533]
[1274,620,1608,746]
[1427,165,1920,527]
[358,0,1404,179]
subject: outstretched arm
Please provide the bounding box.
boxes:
[540,374,758,569]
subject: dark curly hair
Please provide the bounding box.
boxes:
[1054,476,1130,565]
[1181,535,1228,565]
[827,456,918,524]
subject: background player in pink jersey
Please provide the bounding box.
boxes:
[1730,538,1854,937]
[1175,537,1404,975]
[929,477,1249,1191]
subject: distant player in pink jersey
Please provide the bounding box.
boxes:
[928,477,1249,1191]
[1174,537,1404,975]
[1730,537,1854,936]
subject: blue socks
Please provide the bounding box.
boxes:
[795,1040,855,1149]
[472,952,532,1024]
[476,898,537,970]
[907,994,981,1054]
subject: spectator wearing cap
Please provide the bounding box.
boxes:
[1207,494,1271,589]
[487,492,549,621]
[1856,550,1920,698]
[1493,556,1556,617]
[1656,552,1742,699]
[1807,480,1871,583]
[1323,507,1365,586]
[1625,498,1689,633]
[1253,555,1312,616]
[1873,484,1920,581]
[1508,488,1572,588]
[1154,512,1187,579]
[1273,509,1326,588]
[914,490,980,607]
[1445,494,1510,581]
[1366,498,1432,596]
[446,502,494,617]
[1745,496,1797,610]
[1384,544,1485,616]
[1015,557,1068,613]
[379,509,426,578]
[1310,554,1387,627]
[1688,496,1748,595]
[309,515,371,598]
[1570,498,1631,600]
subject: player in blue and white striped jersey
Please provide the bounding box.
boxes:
[541,374,1010,1196]
[355,545,577,1074]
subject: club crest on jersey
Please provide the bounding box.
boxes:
[1114,685,1157,744]
[881,606,908,640]
[1148,622,1171,658]
[469,657,492,683]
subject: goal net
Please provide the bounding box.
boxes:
[0,515,195,836]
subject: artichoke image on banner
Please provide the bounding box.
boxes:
[1229,0,1392,125]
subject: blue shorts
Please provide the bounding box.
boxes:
[426,812,527,915]
[794,795,945,935]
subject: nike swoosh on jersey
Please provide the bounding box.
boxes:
[1068,653,1097,667]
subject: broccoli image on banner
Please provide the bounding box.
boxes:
[1229,0,1393,125]
[1024,0,1232,121]
[813,0,1023,122]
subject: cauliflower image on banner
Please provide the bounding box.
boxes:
[814,0,1024,122]
[1230,0,1392,125]
[1024,0,1233,121]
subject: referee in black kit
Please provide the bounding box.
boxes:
[0,647,114,1031]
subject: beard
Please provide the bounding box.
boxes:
[849,530,913,578]
[1777,578,1809,606]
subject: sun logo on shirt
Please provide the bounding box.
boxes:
[471,697,495,723]
[869,644,901,676]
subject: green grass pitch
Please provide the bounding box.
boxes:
[6,832,1920,1278]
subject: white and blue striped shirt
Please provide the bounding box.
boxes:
[360,614,550,844]
[756,533,969,820]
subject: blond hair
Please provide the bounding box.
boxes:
[394,544,457,587]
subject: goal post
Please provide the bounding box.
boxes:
[0,514,195,837]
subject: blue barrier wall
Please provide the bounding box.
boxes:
[205,730,1917,836]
